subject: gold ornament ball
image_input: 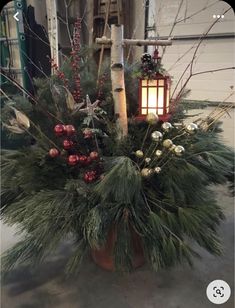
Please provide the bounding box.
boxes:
[141,168,153,177]
[145,157,151,164]
[151,131,163,142]
[154,166,161,174]
[169,144,176,151]
[163,139,173,148]
[155,150,162,157]
[135,150,144,158]
[162,122,173,132]
[146,113,159,125]
[174,145,185,156]
[186,123,198,134]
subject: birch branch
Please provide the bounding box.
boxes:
[96,37,172,46]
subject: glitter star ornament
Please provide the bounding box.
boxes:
[80,95,106,126]
[80,95,100,119]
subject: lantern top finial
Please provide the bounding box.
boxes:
[152,49,161,63]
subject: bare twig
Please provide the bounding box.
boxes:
[192,66,235,77]
[0,69,64,123]
[64,0,73,46]
[171,7,232,103]
[161,0,184,60]
[126,0,149,62]
[175,0,220,24]
[0,89,11,101]
[97,0,111,82]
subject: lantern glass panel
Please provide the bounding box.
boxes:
[142,108,147,115]
[159,79,164,86]
[142,87,147,107]
[142,80,147,86]
[148,80,157,86]
[148,87,157,108]
[158,87,164,108]
[166,89,170,107]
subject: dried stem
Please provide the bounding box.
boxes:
[0,69,64,124]
[161,0,184,60]
[64,0,73,46]
[171,7,232,103]
[97,0,111,82]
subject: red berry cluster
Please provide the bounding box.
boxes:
[49,58,69,87]
[83,170,97,183]
[70,18,82,101]
[48,124,102,184]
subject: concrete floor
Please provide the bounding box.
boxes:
[1,108,234,308]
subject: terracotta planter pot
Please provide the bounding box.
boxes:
[91,226,145,271]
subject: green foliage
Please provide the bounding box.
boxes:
[1,48,234,275]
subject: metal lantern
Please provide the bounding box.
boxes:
[138,50,171,121]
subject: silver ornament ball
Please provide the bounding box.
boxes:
[151,131,163,142]
[174,145,185,156]
[162,122,173,132]
[186,123,198,134]
[163,139,173,148]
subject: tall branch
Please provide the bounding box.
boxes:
[161,0,184,60]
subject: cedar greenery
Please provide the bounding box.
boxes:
[1,51,234,275]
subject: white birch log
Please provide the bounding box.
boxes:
[111,25,128,137]
[96,37,172,46]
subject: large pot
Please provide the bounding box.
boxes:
[91,226,145,271]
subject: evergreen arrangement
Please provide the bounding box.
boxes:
[1,21,234,275]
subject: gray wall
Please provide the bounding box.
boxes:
[146,0,235,102]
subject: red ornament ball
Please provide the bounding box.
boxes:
[49,148,60,158]
[67,155,79,166]
[65,125,76,136]
[78,155,88,166]
[90,151,99,161]
[54,124,65,136]
[63,139,74,150]
[84,156,92,166]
